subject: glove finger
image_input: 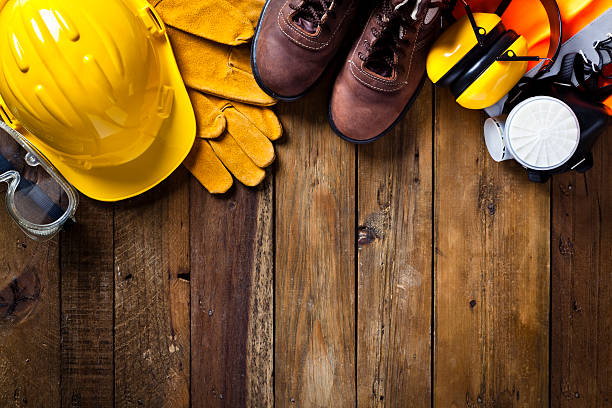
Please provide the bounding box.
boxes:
[194,93,277,166]
[188,89,226,139]
[228,100,283,141]
[183,139,233,194]
[223,106,275,168]
[155,0,253,45]
[204,94,282,141]
[168,28,276,106]
[209,132,266,187]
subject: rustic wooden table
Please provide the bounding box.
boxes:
[0,79,609,407]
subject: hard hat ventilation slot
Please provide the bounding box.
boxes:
[142,6,164,36]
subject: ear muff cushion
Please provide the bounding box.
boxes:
[451,30,520,99]
[437,23,507,88]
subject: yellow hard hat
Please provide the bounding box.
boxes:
[0,0,195,201]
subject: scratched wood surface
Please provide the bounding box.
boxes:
[60,197,114,407]
[114,170,191,407]
[0,202,60,407]
[433,89,550,406]
[275,80,357,407]
[551,126,612,407]
[0,83,610,408]
[356,84,433,407]
[190,176,273,408]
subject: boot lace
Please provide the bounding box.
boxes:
[290,0,342,33]
[358,0,450,77]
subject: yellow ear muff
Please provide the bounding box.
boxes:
[455,35,528,109]
[427,12,530,110]
[427,13,503,84]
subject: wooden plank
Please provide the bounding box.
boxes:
[60,197,114,407]
[551,126,611,406]
[0,209,60,406]
[356,85,433,407]
[190,179,273,408]
[114,169,191,407]
[433,89,550,406]
[275,83,356,407]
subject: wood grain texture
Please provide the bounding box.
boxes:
[275,83,356,408]
[0,212,60,407]
[2,75,611,408]
[356,85,433,407]
[433,89,550,406]
[114,170,191,407]
[551,126,611,407]
[190,179,273,408]
[60,198,114,407]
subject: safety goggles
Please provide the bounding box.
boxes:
[0,120,78,240]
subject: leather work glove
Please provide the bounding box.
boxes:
[168,27,275,106]
[182,91,282,194]
[152,0,282,193]
[151,0,264,46]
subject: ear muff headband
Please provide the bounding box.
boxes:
[496,0,562,75]
[437,23,507,88]
[537,0,562,74]
[451,30,520,98]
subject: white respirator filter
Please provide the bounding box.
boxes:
[484,96,581,170]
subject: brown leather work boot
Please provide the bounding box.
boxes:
[252,0,359,101]
[329,0,448,143]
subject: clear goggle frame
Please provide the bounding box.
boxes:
[0,120,78,240]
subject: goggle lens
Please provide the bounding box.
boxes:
[0,121,78,239]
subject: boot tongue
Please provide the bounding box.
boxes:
[294,17,317,34]
[292,0,331,34]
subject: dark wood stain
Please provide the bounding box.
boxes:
[60,197,114,408]
[0,209,60,406]
[190,178,273,407]
[0,270,40,324]
[551,126,611,407]
[114,169,191,407]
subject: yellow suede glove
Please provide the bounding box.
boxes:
[151,0,264,46]
[168,27,275,107]
[153,0,282,193]
[183,90,282,194]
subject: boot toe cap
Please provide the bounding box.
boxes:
[253,34,323,99]
[329,86,395,143]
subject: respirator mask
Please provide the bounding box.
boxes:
[485,31,611,183]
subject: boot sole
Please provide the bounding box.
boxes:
[328,76,427,144]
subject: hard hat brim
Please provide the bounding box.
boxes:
[34,11,196,202]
